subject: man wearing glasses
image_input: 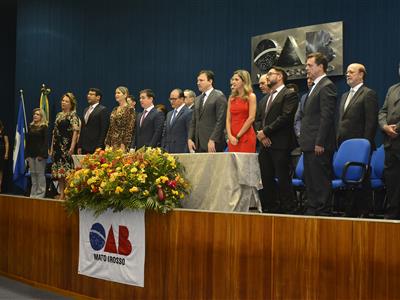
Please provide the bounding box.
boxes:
[162,89,193,153]
[256,66,299,213]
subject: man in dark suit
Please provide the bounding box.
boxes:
[378,71,400,219]
[188,70,227,152]
[184,89,196,110]
[131,89,165,149]
[77,88,109,154]
[254,74,270,132]
[299,52,337,216]
[337,63,378,217]
[256,67,299,213]
[162,89,193,153]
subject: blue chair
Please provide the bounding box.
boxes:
[370,145,385,189]
[332,138,371,190]
[370,145,385,215]
[292,153,306,209]
[292,153,304,188]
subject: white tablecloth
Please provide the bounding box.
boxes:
[73,152,262,212]
[174,153,262,212]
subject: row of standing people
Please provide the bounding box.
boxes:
[21,55,400,218]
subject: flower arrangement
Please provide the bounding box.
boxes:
[64,147,190,215]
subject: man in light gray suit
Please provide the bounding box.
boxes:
[299,52,337,216]
[378,66,400,219]
[162,88,192,153]
[188,70,227,152]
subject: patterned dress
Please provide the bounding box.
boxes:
[105,106,135,149]
[51,111,80,179]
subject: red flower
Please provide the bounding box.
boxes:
[167,180,177,188]
[100,157,106,164]
[157,187,165,201]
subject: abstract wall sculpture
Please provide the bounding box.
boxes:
[251,21,343,83]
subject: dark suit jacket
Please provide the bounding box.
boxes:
[162,106,192,153]
[77,104,109,153]
[259,86,299,150]
[188,88,227,152]
[254,94,269,132]
[299,76,337,152]
[132,107,165,149]
[337,84,378,149]
[378,83,400,150]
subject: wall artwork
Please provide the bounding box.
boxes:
[251,21,343,83]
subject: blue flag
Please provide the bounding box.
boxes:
[13,97,27,190]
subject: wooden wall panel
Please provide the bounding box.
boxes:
[1,195,400,299]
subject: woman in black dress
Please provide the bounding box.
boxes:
[50,92,80,200]
[25,108,48,198]
[0,120,9,192]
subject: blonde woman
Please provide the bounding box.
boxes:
[105,86,135,151]
[26,108,49,198]
[50,92,80,200]
[226,70,257,152]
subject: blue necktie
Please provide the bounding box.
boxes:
[170,109,177,124]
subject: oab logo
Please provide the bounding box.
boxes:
[89,223,132,256]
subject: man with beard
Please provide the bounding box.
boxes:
[256,66,298,213]
[337,63,378,217]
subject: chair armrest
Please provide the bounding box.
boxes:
[341,161,368,185]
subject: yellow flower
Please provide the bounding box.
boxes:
[100,181,107,188]
[115,186,124,194]
[143,190,149,196]
[87,177,97,185]
[129,186,139,193]
[172,190,179,195]
[101,163,108,168]
[130,167,138,173]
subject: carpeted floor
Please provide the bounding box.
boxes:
[0,276,71,299]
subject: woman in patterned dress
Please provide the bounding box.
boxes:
[105,86,135,151]
[50,92,80,200]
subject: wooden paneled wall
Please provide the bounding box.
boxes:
[1,195,400,299]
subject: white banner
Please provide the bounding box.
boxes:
[79,209,145,287]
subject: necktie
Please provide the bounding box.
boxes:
[199,93,206,111]
[265,90,277,115]
[302,82,315,109]
[170,109,177,124]
[84,106,94,124]
[344,88,355,110]
[262,90,277,127]
[140,110,148,127]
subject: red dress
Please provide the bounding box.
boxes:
[228,97,256,153]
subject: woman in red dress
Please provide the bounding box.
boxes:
[226,69,257,152]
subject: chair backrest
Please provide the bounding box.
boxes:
[333,138,371,181]
[370,145,385,179]
[295,154,304,179]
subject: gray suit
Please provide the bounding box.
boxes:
[337,84,378,148]
[378,83,400,218]
[299,76,337,215]
[188,88,227,152]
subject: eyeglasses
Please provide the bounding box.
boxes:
[266,72,280,77]
[169,98,179,101]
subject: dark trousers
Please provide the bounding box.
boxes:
[384,149,400,218]
[303,150,333,215]
[258,147,295,212]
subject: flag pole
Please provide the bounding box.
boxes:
[19,89,28,132]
